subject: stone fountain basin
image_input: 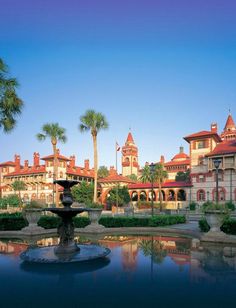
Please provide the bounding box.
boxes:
[20,244,111,264]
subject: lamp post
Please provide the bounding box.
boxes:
[213,158,221,204]
[150,163,155,217]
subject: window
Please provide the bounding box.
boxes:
[197,190,205,201]
[199,175,205,183]
[197,141,206,149]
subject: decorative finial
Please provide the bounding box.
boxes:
[229,108,231,115]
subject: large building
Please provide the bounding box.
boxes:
[1,114,235,208]
[0,150,94,204]
[184,113,236,204]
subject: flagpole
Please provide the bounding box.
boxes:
[116,142,119,213]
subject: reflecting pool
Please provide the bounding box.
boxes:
[0,235,236,308]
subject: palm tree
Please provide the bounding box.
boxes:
[11,180,26,207]
[140,165,151,183]
[79,110,109,203]
[0,58,24,133]
[155,163,168,211]
[36,123,67,207]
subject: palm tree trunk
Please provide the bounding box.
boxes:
[52,142,59,207]
[92,133,98,203]
[159,181,162,212]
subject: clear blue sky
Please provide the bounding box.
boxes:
[1,0,236,171]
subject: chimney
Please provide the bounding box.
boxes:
[160,155,165,164]
[33,152,40,167]
[211,123,218,133]
[109,166,117,176]
[69,155,75,168]
[179,146,184,154]
[84,159,90,170]
[24,160,29,169]
[56,148,60,155]
[15,154,21,171]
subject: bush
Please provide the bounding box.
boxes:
[199,218,236,235]
[0,195,20,209]
[99,215,185,228]
[225,201,235,211]
[0,213,27,230]
[38,216,61,229]
[0,213,186,230]
[189,202,197,211]
[199,219,210,232]
[148,215,186,227]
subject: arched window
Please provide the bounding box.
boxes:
[197,190,205,202]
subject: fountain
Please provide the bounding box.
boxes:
[20,180,110,263]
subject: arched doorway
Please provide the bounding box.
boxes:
[167,190,175,201]
[177,189,186,201]
[140,191,147,201]
[148,190,156,201]
[131,191,138,201]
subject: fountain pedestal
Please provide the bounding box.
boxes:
[20,180,110,263]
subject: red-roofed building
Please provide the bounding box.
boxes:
[122,132,139,177]
[0,150,94,203]
[164,146,190,180]
[185,114,236,204]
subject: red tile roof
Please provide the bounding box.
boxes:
[165,159,190,167]
[126,132,134,144]
[4,166,46,177]
[172,153,190,161]
[224,114,236,131]
[99,174,135,184]
[128,181,192,189]
[206,140,236,156]
[0,161,16,167]
[184,131,221,142]
[66,167,94,178]
[41,154,70,161]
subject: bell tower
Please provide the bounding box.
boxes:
[122,132,139,176]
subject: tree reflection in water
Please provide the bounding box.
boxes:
[138,237,167,264]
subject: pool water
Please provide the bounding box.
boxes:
[0,235,236,308]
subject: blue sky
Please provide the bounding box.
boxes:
[1,0,236,171]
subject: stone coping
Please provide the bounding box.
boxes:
[0,226,199,239]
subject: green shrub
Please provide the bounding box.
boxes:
[189,202,197,211]
[149,215,186,227]
[74,217,90,228]
[198,219,210,232]
[225,201,235,211]
[38,216,61,229]
[0,213,186,230]
[199,218,236,235]
[0,195,20,209]
[0,213,27,230]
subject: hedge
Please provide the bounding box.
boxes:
[199,218,236,235]
[0,213,186,231]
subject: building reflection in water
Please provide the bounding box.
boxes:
[1,235,236,284]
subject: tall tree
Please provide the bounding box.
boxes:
[98,166,109,179]
[155,163,168,211]
[0,58,24,133]
[140,163,168,211]
[140,165,151,183]
[11,180,26,206]
[79,110,109,202]
[107,185,131,206]
[71,181,94,204]
[175,169,190,182]
[36,123,67,206]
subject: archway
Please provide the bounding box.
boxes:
[131,191,138,201]
[148,190,156,201]
[140,191,147,201]
[177,189,186,201]
[167,190,175,201]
